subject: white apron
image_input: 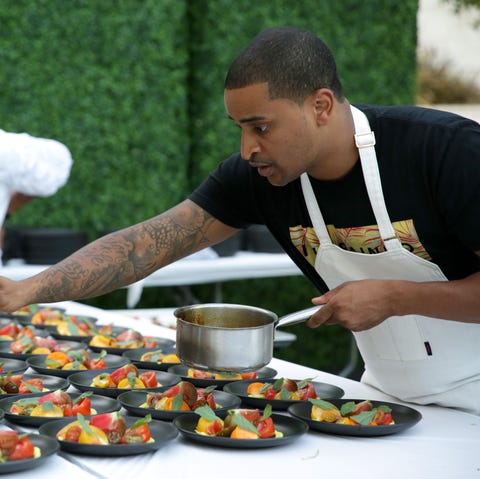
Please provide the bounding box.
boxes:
[300,105,480,414]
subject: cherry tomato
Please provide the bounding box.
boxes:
[64,425,82,442]
[0,431,20,454]
[110,364,138,385]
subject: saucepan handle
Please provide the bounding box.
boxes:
[276,305,323,328]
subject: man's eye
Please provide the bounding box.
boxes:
[254,125,268,133]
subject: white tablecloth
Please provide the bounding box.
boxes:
[3,301,479,479]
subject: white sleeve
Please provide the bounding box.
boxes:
[0,129,73,197]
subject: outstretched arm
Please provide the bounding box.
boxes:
[0,199,238,312]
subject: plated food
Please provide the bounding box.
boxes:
[43,315,105,341]
[27,350,128,378]
[88,330,175,355]
[122,348,180,371]
[174,406,308,448]
[0,430,59,473]
[223,377,345,410]
[168,365,277,387]
[0,373,69,396]
[39,412,178,456]
[0,338,86,360]
[1,390,121,427]
[0,321,46,341]
[287,399,422,437]
[118,381,241,421]
[68,366,181,398]
[9,305,66,325]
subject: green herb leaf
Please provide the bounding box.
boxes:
[172,394,184,410]
[309,398,338,410]
[232,412,258,434]
[195,405,220,421]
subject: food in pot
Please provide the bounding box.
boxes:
[309,399,394,426]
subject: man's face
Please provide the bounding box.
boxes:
[224,82,320,186]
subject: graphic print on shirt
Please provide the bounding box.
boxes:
[290,219,431,267]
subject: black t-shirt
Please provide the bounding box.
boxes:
[189,104,480,292]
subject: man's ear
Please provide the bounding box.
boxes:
[311,89,334,126]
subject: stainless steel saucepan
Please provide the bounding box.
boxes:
[174,303,321,373]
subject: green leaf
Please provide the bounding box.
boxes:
[309,398,338,410]
[350,410,377,426]
[232,412,258,434]
[41,401,56,411]
[172,394,184,410]
[340,401,357,416]
[260,404,272,421]
[195,405,220,421]
[279,388,291,400]
[297,377,314,389]
[74,391,93,404]
[272,378,284,391]
[130,414,152,429]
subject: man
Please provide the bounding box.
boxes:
[0,27,479,413]
[0,129,73,260]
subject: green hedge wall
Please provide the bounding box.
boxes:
[0,0,419,375]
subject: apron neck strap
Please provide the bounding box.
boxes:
[350,106,403,251]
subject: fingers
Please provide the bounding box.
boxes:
[306,302,334,328]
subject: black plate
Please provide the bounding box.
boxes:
[0,357,28,374]
[122,347,179,371]
[0,339,87,360]
[0,373,69,396]
[68,368,181,398]
[39,415,178,456]
[88,336,175,356]
[27,353,129,378]
[174,410,308,448]
[0,433,59,474]
[167,365,277,388]
[287,399,422,437]
[0,392,121,427]
[118,389,242,421]
[223,379,345,410]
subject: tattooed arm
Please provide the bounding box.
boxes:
[0,199,239,312]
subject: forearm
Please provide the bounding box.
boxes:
[8,200,219,308]
[391,272,480,324]
[8,192,36,215]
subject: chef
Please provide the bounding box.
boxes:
[0,27,478,414]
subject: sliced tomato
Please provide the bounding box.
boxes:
[256,416,275,438]
[89,358,107,370]
[0,431,19,454]
[121,423,151,444]
[8,436,35,460]
[64,425,82,442]
[72,397,91,416]
[240,372,257,380]
[18,378,43,394]
[139,371,158,388]
[297,382,317,400]
[110,364,138,385]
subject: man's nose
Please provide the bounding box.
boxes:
[241,131,260,160]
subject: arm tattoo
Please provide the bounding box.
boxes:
[32,201,217,303]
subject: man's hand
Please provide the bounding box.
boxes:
[306,279,399,331]
[0,276,29,314]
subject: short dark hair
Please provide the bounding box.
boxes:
[225,27,344,103]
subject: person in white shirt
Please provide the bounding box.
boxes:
[0,129,73,259]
